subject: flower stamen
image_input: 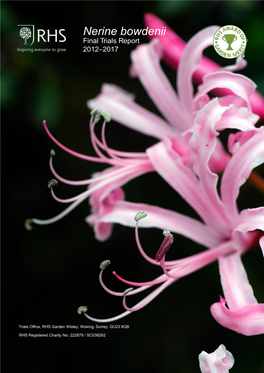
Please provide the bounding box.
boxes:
[25,218,33,231]
[90,107,101,124]
[134,212,147,221]
[155,230,174,262]
[100,110,111,123]
[123,287,134,296]
[47,179,58,189]
[100,260,111,270]
[77,306,88,315]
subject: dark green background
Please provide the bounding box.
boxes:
[2,1,264,372]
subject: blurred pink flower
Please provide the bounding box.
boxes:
[199,344,234,373]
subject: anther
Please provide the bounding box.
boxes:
[77,306,88,315]
[90,108,101,124]
[90,107,99,116]
[50,149,55,156]
[155,231,174,262]
[100,110,111,122]
[163,230,171,237]
[134,212,147,221]
[47,179,58,188]
[25,218,33,231]
[100,260,111,270]
[123,287,133,296]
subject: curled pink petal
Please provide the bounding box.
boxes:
[236,207,264,233]
[210,252,264,335]
[86,162,154,241]
[147,135,228,231]
[177,25,220,114]
[194,71,257,111]
[89,187,125,241]
[211,296,264,336]
[199,344,234,373]
[221,129,264,221]
[235,207,264,256]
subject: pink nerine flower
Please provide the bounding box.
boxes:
[28,21,260,239]
[27,18,264,334]
[86,24,262,240]
[199,345,234,373]
[79,100,264,335]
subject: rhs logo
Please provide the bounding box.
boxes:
[17,24,66,45]
[213,25,247,59]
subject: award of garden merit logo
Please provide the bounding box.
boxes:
[213,25,247,59]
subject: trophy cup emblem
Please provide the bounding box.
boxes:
[213,25,247,59]
[222,34,237,50]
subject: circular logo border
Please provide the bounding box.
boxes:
[213,25,247,59]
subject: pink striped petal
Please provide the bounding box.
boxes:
[214,105,258,132]
[218,253,258,311]
[190,100,232,231]
[190,100,259,229]
[194,71,257,111]
[207,138,230,173]
[130,39,186,131]
[147,137,226,229]
[88,187,125,242]
[199,344,234,373]
[236,207,264,233]
[236,207,264,254]
[210,253,264,335]
[87,84,174,140]
[221,54,247,72]
[87,200,223,248]
[221,129,264,221]
[211,296,264,336]
[86,162,154,241]
[177,26,219,114]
